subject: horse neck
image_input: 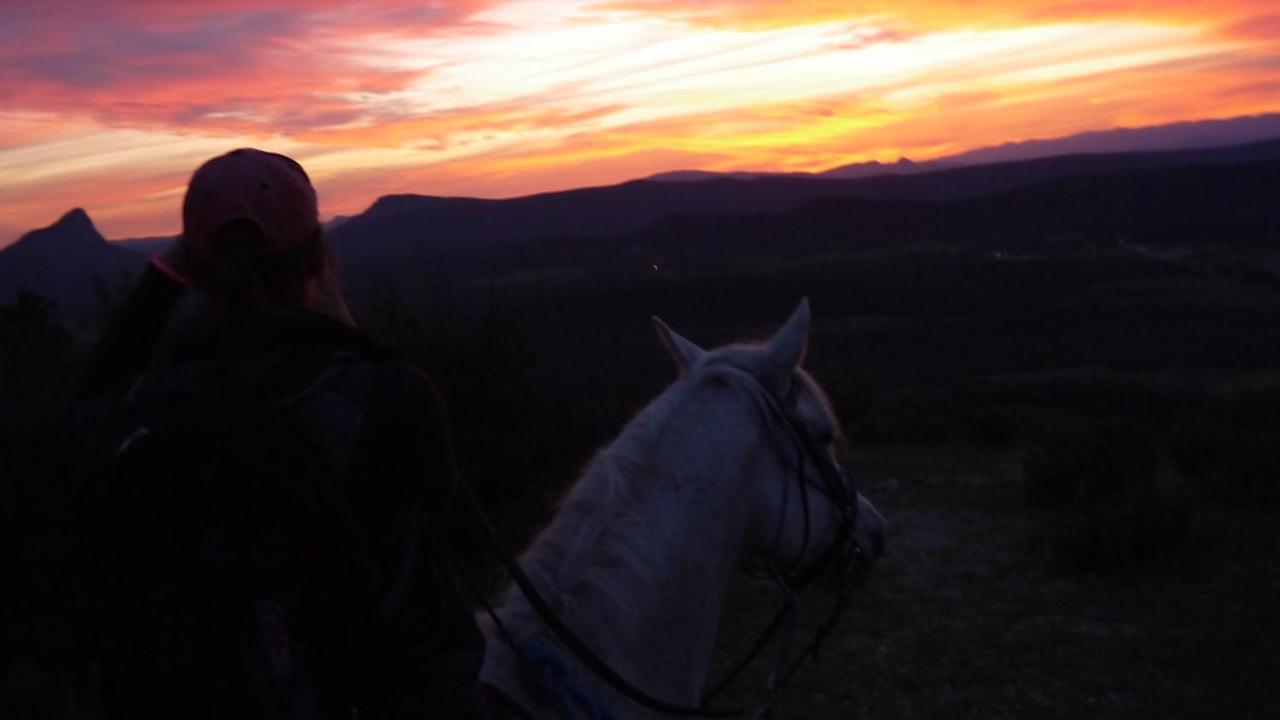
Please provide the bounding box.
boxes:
[487,380,771,715]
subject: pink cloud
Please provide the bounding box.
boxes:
[0,1,501,137]
[1223,14,1280,40]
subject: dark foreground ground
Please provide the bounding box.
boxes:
[7,234,1280,717]
[712,446,1280,719]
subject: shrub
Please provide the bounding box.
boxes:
[1023,423,1191,573]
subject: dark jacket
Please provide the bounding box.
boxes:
[77,265,488,719]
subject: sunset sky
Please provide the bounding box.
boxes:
[2,0,1279,246]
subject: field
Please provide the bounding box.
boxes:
[713,446,1280,718]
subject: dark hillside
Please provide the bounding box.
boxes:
[0,209,144,319]
[508,158,1280,274]
[330,138,1280,285]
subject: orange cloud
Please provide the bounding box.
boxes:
[597,0,1280,31]
[297,103,630,150]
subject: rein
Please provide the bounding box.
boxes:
[453,364,865,719]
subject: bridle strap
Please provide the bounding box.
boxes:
[702,364,859,586]
[695,364,864,705]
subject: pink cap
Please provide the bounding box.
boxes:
[181,149,319,265]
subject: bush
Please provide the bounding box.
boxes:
[1023,424,1191,573]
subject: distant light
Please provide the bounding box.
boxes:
[651,263,660,271]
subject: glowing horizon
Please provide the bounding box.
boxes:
[2,0,1279,245]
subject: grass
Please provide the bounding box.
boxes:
[710,446,1280,718]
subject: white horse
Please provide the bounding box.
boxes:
[479,299,886,719]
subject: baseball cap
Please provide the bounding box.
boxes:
[181,148,320,265]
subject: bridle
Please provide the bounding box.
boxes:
[705,361,865,589]
[694,362,870,709]
[447,360,872,719]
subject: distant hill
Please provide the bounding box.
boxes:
[819,156,947,180]
[328,177,892,284]
[114,235,174,256]
[0,209,146,317]
[329,136,1280,285]
[648,157,948,182]
[945,113,1280,166]
[568,158,1280,270]
[646,113,1280,183]
[646,170,797,182]
[807,137,1280,202]
[10,127,1280,319]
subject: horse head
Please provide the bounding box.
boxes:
[653,298,886,593]
[481,299,886,718]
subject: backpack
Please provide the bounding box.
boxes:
[76,349,380,719]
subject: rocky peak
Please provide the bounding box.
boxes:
[54,208,95,234]
[5,208,106,255]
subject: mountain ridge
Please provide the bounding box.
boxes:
[9,121,1280,319]
[85,111,1280,250]
[644,112,1280,183]
[326,135,1280,285]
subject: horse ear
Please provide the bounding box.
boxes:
[653,316,705,375]
[765,298,810,370]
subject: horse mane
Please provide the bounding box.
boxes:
[497,370,692,642]
[497,343,796,646]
